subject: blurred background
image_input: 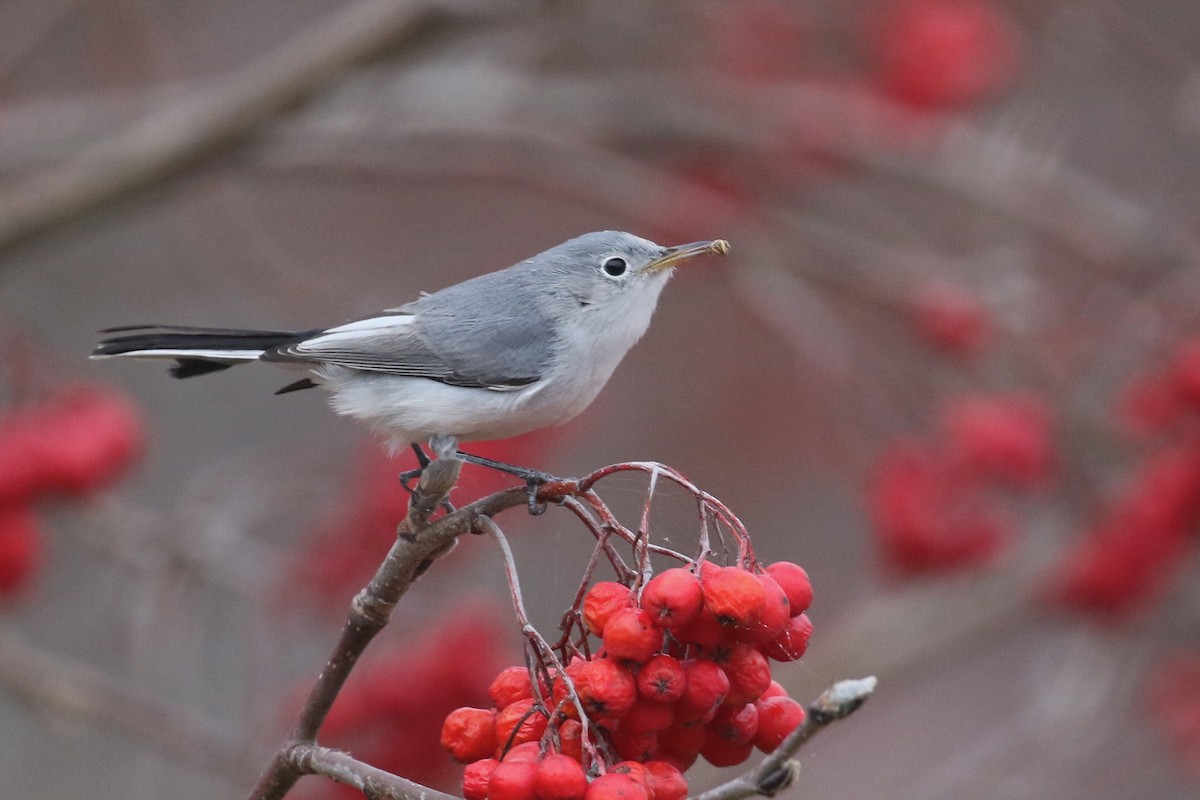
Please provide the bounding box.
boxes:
[1,0,1199,798]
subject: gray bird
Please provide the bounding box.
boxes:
[92,231,729,460]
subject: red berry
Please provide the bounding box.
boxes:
[566,658,637,719]
[536,754,589,800]
[874,0,1021,109]
[641,568,704,628]
[735,574,790,644]
[699,736,754,768]
[651,749,697,773]
[503,742,543,763]
[1172,335,1200,407]
[621,697,675,734]
[721,643,773,706]
[611,725,658,762]
[679,659,730,718]
[585,773,650,800]
[758,681,788,702]
[491,666,535,708]
[658,721,707,757]
[603,607,665,664]
[643,761,688,800]
[558,719,584,762]
[707,703,759,746]
[442,707,499,763]
[609,762,651,793]
[941,393,1054,487]
[764,562,813,617]
[670,607,731,649]
[584,582,634,636]
[761,614,812,662]
[753,696,806,753]
[464,758,499,800]
[0,507,40,598]
[496,699,548,750]
[910,282,990,356]
[702,566,766,627]
[490,760,539,800]
[637,654,687,703]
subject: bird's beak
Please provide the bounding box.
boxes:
[641,239,731,274]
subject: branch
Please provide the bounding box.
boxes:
[0,0,499,257]
[288,743,461,800]
[692,677,879,800]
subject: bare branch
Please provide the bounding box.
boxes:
[0,0,504,256]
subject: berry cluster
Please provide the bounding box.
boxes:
[870,392,1054,574]
[440,560,813,800]
[0,385,143,597]
[1043,334,1200,616]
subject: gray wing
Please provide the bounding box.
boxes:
[263,271,557,389]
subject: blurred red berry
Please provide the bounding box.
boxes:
[502,742,542,763]
[873,0,1021,109]
[1145,651,1200,781]
[495,698,548,751]
[585,773,649,800]
[670,607,731,649]
[759,680,788,702]
[611,725,658,762]
[940,393,1054,487]
[0,506,40,598]
[641,568,704,628]
[734,573,791,644]
[603,607,664,664]
[621,697,675,735]
[753,696,806,753]
[1118,370,1185,437]
[489,760,539,800]
[643,761,688,800]
[583,582,634,636]
[558,719,584,762]
[637,654,687,703]
[535,754,589,800]
[442,707,499,763]
[910,281,990,356]
[764,562,813,616]
[491,666,535,709]
[464,758,499,800]
[699,736,755,768]
[761,614,813,663]
[707,703,759,746]
[566,659,637,719]
[679,659,730,719]
[702,566,767,627]
[658,720,707,757]
[1171,336,1200,409]
[721,643,773,706]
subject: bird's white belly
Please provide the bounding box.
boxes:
[320,366,605,446]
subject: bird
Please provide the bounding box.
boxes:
[92,231,729,466]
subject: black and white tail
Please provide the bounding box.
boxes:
[91,325,314,379]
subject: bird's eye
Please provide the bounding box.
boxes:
[602,257,628,277]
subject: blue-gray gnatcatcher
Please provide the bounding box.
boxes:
[93,231,729,459]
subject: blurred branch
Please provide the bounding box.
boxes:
[0,623,258,783]
[0,0,505,257]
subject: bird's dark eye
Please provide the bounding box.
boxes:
[602,257,628,277]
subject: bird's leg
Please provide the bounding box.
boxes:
[397,443,431,496]
[397,441,458,515]
[453,450,557,516]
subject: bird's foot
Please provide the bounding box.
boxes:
[454,450,557,516]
